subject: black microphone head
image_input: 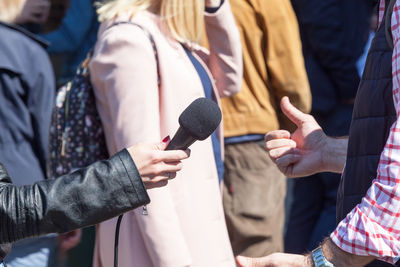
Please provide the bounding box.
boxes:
[178,97,222,140]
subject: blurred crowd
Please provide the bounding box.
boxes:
[0,0,380,266]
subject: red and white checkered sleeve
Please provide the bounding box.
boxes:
[379,0,385,23]
[330,1,400,264]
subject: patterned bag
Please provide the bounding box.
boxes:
[48,22,159,178]
[48,54,108,178]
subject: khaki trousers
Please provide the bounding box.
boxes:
[223,141,286,257]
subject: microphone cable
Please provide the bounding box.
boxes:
[114,214,124,267]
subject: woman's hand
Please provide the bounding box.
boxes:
[127,137,190,189]
[205,0,222,8]
[15,0,50,25]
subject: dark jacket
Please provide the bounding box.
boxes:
[0,149,150,261]
[337,5,396,267]
[291,0,373,113]
[0,22,54,186]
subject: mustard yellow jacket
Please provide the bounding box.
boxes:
[222,0,312,137]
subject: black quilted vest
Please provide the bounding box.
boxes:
[336,2,397,266]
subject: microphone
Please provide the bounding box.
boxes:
[166,97,222,150]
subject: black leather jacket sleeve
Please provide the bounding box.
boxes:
[0,149,150,258]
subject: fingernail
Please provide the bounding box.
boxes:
[162,136,170,143]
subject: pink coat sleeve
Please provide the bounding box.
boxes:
[202,0,243,97]
[90,24,192,267]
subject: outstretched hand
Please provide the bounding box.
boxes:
[127,137,190,189]
[236,253,309,267]
[265,97,328,177]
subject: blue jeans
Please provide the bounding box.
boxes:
[4,235,58,267]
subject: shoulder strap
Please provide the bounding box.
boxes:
[385,0,396,49]
[105,21,161,85]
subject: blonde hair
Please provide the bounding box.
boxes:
[0,0,25,23]
[97,0,204,44]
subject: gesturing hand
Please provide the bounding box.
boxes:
[236,253,309,267]
[15,0,50,25]
[265,97,328,178]
[127,137,190,189]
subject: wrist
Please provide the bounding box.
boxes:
[321,137,347,174]
[304,253,315,267]
[319,136,331,173]
[320,237,374,267]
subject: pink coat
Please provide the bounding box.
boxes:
[89,1,242,266]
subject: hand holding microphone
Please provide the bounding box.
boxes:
[128,139,190,189]
[128,97,222,189]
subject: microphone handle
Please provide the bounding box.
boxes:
[165,127,197,150]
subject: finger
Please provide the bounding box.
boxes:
[269,147,298,160]
[29,1,51,8]
[145,180,168,189]
[156,136,171,151]
[266,139,296,150]
[236,256,271,267]
[155,161,183,174]
[156,150,190,162]
[280,96,309,127]
[275,154,301,169]
[265,130,291,142]
[153,172,177,181]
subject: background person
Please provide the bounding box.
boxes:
[238,0,400,264]
[89,0,242,266]
[39,0,100,85]
[222,0,311,257]
[0,0,56,265]
[284,0,374,254]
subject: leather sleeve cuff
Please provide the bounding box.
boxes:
[112,149,150,207]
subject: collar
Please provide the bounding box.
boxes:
[0,21,49,49]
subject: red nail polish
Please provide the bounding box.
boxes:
[162,136,170,143]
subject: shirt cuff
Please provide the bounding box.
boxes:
[330,207,400,264]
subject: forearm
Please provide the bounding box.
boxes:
[0,149,149,244]
[204,0,243,97]
[320,238,374,267]
[322,136,348,173]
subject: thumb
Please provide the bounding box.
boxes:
[281,96,309,127]
[236,256,268,267]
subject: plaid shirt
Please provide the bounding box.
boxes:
[330,0,400,264]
